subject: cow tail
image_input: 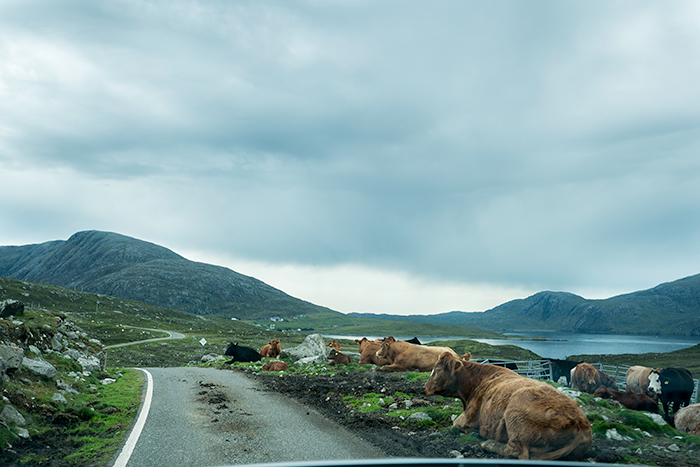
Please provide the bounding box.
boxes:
[530,429,592,461]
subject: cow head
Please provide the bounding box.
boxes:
[648,370,662,395]
[328,349,340,358]
[376,336,396,359]
[425,351,463,397]
[593,386,611,399]
[224,342,238,356]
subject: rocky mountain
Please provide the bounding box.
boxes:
[0,231,338,320]
[350,274,700,336]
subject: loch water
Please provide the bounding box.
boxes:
[324,332,700,360]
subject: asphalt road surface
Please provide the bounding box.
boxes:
[114,367,387,467]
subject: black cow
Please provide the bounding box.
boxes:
[224,342,262,364]
[658,367,694,423]
[404,337,421,345]
[546,358,583,386]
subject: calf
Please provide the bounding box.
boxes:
[593,386,659,413]
[224,342,262,364]
[261,361,288,372]
[327,348,350,366]
[326,339,342,351]
[426,352,591,460]
[260,339,281,358]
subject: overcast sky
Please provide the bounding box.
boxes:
[2,1,700,315]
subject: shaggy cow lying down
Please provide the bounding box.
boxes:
[426,352,592,461]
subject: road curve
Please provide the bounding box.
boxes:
[113,367,387,467]
[104,327,186,349]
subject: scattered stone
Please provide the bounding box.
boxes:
[449,450,464,458]
[52,393,68,405]
[407,412,431,422]
[0,405,26,426]
[668,444,681,452]
[22,357,58,379]
[0,345,24,370]
[28,345,41,355]
[78,355,101,373]
[644,412,668,426]
[605,428,633,442]
[15,427,30,439]
[557,387,581,398]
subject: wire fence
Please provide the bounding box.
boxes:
[476,359,700,405]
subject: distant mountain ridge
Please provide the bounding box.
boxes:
[350,275,700,336]
[0,230,338,320]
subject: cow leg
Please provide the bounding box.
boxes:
[504,440,529,460]
[481,439,508,457]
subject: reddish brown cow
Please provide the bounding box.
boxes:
[426,352,591,460]
[261,361,288,372]
[593,386,659,413]
[354,338,391,366]
[260,339,281,358]
[327,348,350,366]
[326,339,343,351]
[376,336,458,372]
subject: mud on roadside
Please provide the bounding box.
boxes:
[227,365,700,467]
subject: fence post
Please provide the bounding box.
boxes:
[695,380,700,404]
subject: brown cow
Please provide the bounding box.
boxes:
[326,339,343,351]
[260,339,281,358]
[261,361,288,372]
[327,348,350,366]
[593,386,659,413]
[376,336,458,372]
[426,352,591,460]
[355,338,391,366]
[626,365,662,400]
[570,363,601,394]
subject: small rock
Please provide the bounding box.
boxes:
[668,444,681,452]
[0,405,26,426]
[404,400,413,408]
[15,427,30,439]
[449,450,463,458]
[52,393,68,405]
[644,412,668,426]
[605,428,633,442]
[389,403,398,409]
[407,412,432,421]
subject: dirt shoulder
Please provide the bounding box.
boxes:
[226,364,700,466]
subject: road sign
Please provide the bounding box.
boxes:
[199,338,207,346]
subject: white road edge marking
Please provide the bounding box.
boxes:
[113,368,153,467]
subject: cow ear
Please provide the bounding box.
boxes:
[387,336,396,342]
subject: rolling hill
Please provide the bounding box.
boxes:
[351,274,700,336]
[0,230,338,320]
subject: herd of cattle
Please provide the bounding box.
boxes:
[223,336,699,461]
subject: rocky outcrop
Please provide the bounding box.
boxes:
[0,299,24,318]
[280,333,329,364]
[0,309,106,442]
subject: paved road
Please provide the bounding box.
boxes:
[113,367,387,467]
[104,327,185,349]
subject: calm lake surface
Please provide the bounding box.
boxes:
[324,332,700,360]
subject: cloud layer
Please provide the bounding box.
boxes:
[2,1,700,312]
